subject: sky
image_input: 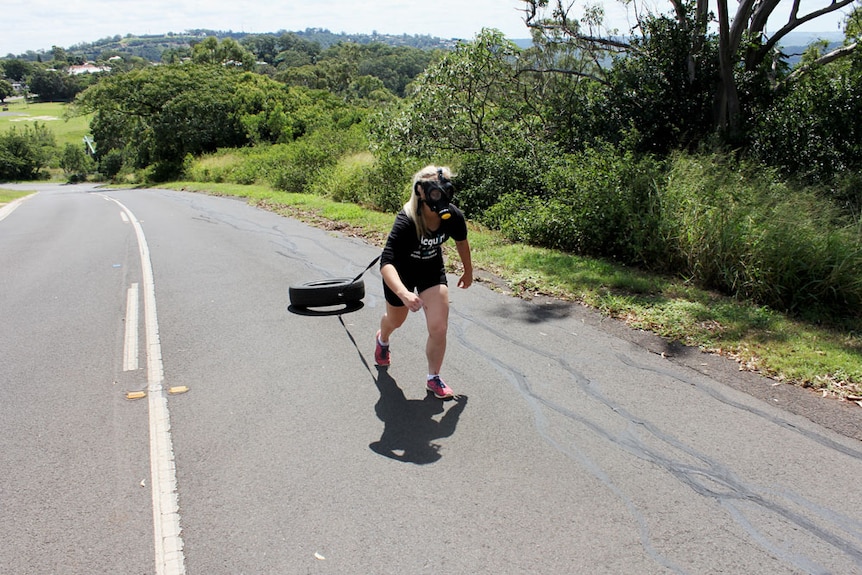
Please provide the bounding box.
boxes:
[2,0,853,56]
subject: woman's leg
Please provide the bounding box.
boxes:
[419,284,450,374]
[379,302,409,342]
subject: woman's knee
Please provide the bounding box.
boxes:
[427,319,447,340]
[421,285,449,337]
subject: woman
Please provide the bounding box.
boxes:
[374,165,473,399]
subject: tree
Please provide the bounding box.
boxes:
[50,46,68,66]
[161,46,192,64]
[2,59,34,81]
[28,69,65,101]
[353,43,440,97]
[27,67,96,103]
[750,16,862,205]
[241,34,279,64]
[191,37,256,69]
[272,40,437,97]
[273,32,322,68]
[59,142,95,182]
[0,123,55,181]
[0,79,13,103]
[74,64,250,172]
[521,0,860,141]
[374,29,531,157]
[347,75,393,102]
[600,13,721,153]
[71,63,339,178]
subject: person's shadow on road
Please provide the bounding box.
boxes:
[369,367,467,464]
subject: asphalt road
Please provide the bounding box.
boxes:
[2,183,861,575]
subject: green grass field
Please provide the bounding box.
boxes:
[0,100,91,147]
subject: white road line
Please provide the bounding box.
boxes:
[108,195,186,575]
[124,283,140,371]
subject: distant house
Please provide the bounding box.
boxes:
[67,63,110,75]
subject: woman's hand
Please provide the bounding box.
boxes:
[401,291,424,312]
[455,239,473,290]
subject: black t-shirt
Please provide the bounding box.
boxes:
[380,207,468,276]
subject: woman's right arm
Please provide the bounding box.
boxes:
[381,263,423,312]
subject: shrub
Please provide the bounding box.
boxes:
[485,144,665,266]
[484,191,577,251]
[455,150,549,220]
[749,59,862,212]
[746,197,862,315]
[364,152,414,213]
[309,152,375,204]
[59,143,95,182]
[183,149,259,184]
[99,148,125,180]
[308,150,429,213]
[661,152,862,316]
[268,140,333,192]
[142,160,183,183]
[0,124,55,181]
[267,125,367,192]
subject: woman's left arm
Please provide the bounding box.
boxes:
[455,239,473,289]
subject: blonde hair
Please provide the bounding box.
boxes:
[403,164,455,239]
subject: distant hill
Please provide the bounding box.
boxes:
[511,31,846,67]
[7,28,459,62]
[780,30,845,45]
[766,31,846,66]
[6,28,845,66]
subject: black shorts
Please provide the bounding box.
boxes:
[383,267,448,307]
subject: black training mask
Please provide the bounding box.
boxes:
[416,168,454,220]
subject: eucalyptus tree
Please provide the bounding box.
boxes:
[368,29,560,219]
[521,0,860,141]
[750,9,862,204]
[374,29,531,157]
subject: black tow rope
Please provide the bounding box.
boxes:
[351,254,381,284]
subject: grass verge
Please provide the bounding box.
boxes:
[0,188,34,205]
[164,181,862,402]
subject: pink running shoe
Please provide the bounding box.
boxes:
[426,375,454,399]
[374,331,390,366]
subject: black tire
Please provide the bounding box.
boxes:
[288,277,365,308]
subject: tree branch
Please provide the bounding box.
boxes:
[760,0,856,57]
[522,0,633,52]
[784,41,860,83]
[749,0,783,37]
[729,0,761,54]
[518,66,611,86]
[668,0,687,25]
